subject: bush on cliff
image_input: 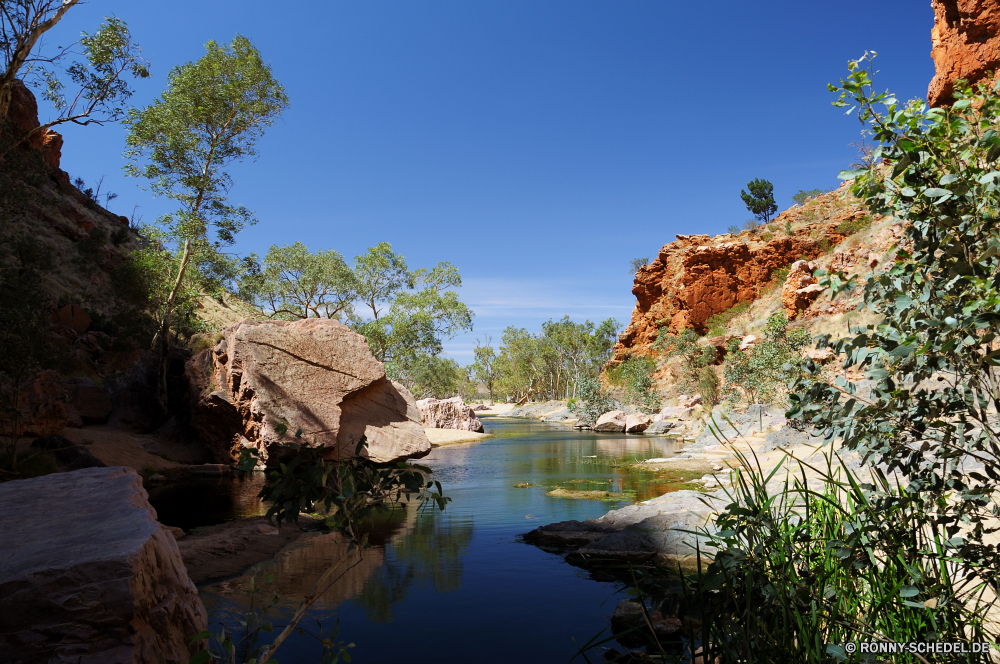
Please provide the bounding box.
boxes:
[655,328,719,405]
[722,311,809,407]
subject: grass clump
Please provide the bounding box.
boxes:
[703,300,752,337]
[834,214,872,235]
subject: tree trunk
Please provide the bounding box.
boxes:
[154,239,192,414]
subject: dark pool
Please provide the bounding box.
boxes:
[164,418,687,663]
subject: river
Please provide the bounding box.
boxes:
[150,417,691,663]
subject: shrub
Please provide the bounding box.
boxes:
[722,311,809,406]
[703,300,751,337]
[741,218,761,232]
[791,188,826,205]
[654,328,719,405]
[568,375,616,423]
[605,356,660,412]
[833,214,871,235]
[760,231,773,241]
[629,256,650,273]
[784,220,793,235]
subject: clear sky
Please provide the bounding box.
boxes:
[41,1,935,362]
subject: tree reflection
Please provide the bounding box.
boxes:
[353,507,474,622]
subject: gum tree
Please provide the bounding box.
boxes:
[792,53,1000,616]
[124,35,287,407]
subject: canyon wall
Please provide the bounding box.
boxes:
[928,0,1000,106]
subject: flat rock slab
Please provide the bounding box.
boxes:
[0,466,207,663]
[523,490,723,567]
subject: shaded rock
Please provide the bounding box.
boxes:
[415,396,484,432]
[186,318,430,465]
[47,303,90,335]
[644,420,677,435]
[625,413,652,433]
[110,348,191,433]
[30,434,106,470]
[3,370,82,436]
[62,376,112,423]
[761,426,823,453]
[541,407,577,422]
[524,490,722,566]
[928,0,1000,107]
[595,410,627,432]
[0,467,207,663]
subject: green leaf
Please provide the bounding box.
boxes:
[899,585,920,597]
[189,651,213,664]
[189,631,211,645]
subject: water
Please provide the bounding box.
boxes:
[154,418,692,663]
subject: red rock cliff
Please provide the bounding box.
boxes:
[612,190,866,363]
[928,0,1000,106]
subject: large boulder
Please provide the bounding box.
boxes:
[415,396,485,432]
[186,318,431,465]
[594,410,627,432]
[625,413,652,433]
[0,466,207,663]
[62,377,113,423]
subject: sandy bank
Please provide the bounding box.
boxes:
[423,427,492,447]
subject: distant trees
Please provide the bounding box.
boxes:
[740,178,777,225]
[241,242,355,320]
[791,188,825,205]
[490,316,619,402]
[471,335,500,404]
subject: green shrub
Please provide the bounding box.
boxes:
[726,225,740,235]
[791,188,826,205]
[568,376,616,423]
[760,231,773,241]
[703,300,752,337]
[722,311,809,406]
[605,356,660,412]
[654,328,719,405]
[784,220,793,235]
[833,214,872,235]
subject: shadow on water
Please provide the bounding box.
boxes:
[174,417,696,663]
[147,472,269,531]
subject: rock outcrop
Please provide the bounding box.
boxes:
[625,413,651,433]
[613,189,864,362]
[781,260,822,319]
[0,466,207,663]
[594,410,627,432]
[415,396,485,432]
[928,0,1000,107]
[186,318,431,465]
[2,370,83,436]
[7,79,63,170]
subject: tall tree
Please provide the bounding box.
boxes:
[740,178,778,224]
[123,35,288,407]
[472,335,499,404]
[0,7,149,157]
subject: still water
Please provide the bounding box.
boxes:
[151,418,689,663]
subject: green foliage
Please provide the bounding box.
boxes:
[791,188,825,205]
[723,312,809,406]
[471,335,499,403]
[629,256,650,273]
[833,214,872,235]
[740,178,778,224]
[393,353,464,400]
[241,242,355,320]
[760,231,772,241]
[606,355,660,412]
[494,317,619,402]
[784,219,793,235]
[704,300,751,337]
[741,217,761,232]
[348,243,472,369]
[789,54,1000,607]
[726,224,740,235]
[654,328,719,405]
[124,35,287,349]
[602,448,994,663]
[567,375,616,424]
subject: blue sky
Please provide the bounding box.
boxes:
[42,1,935,362]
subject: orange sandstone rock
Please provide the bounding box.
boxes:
[928,0,1000,107]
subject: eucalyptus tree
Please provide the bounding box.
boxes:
[349,243,473,372]
[124,35,287,406]
[472,335,499,404]
[0,7,149,160]
[242,242,356,320]
[791,54,1000,616]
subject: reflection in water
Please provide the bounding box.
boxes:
[148,472,268,530]
[354,508,474,622]
[185,418,699,663]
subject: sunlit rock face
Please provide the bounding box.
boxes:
[186,318,431,465]
[0,466,207,663]
[416,396,485,432]
[928,0,1000,107]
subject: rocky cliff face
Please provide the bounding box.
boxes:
[0,466,207,663]
[928,0,1000,107]
[613,186,868,362]
[186,318,432,465]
